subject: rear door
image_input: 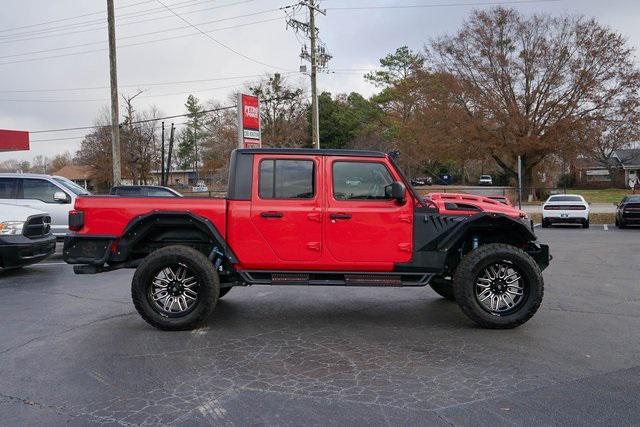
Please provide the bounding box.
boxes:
[325,158,413,264]
[14,178,71,236]
[250,155,323,262]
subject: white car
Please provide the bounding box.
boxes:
[478,174,493,185]
[0,204,56,269]
[0,173,90,239]
[542,194,590,228]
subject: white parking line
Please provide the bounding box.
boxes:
[533,223,541,228]
[603,224,609,231]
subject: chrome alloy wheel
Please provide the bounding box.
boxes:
[475,261,527,315]
[149,264,199,317]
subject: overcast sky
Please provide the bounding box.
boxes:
[1,0,640,162]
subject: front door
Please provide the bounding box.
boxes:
[14,178,71,236]
[250,155,323,262]
[325,158,413,264]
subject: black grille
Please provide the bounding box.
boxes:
[23,215,51,238]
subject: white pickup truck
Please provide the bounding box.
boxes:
[0,204,56,269]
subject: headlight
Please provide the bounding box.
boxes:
[0,221,24,235]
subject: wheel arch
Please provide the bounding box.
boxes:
[110,211,237,265]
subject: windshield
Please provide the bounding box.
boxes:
[548,195,582,202]
[625,196,640,203]
[53,177,90,195]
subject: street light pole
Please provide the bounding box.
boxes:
[107,0,121,185]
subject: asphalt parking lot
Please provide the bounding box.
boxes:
[1,226,640,426]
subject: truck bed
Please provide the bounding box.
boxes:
[73,196,227,237]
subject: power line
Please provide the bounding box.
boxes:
[30,96,292,134]
[0,15,287,67]
[154,0,293,71]
[0,71,299,94]
[0,0,156,34]
[325,0,561,10]
[0,0,247,40]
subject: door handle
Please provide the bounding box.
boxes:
[330,213,352,220]
[260,211,283,218]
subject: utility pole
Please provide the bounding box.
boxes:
[309,0,320,149]
[193,118,199,184]
[517,155,523,209]
[161,122,165,186]
[107,0,121,185]
[286,1,330,149]
[166,123,175,185]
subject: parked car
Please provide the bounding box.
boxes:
[615,195,640,228]
[410,177,432,186]
[110,185,182,198]
[487,195,513,206]
[64,148,550,331]
[0,173,90,239]
[192,182,209,193]
[0,204,56,269]
[478,175,493,185]
[542,194,590,228]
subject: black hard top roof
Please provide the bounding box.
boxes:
[235,148,386,158]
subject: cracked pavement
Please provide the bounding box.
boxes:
[1,227,639,425]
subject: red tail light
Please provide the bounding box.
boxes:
[68,210,84,231]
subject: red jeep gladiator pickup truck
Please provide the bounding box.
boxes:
[64,149,550,330]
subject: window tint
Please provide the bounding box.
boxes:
[21,179,64,203]
[259,160,314,199]
[147,188,177,197]
[113,187,143,196]
[626,196,640,203]
[333,161,394,200]
[0,178,17,198]
[53,177,89,195]
[548,196,582,202]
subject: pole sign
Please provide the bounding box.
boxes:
[0,129,29,152]
[237,94,261,149]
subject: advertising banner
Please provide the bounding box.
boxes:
[237,94,261,149]
[0,129,29,152]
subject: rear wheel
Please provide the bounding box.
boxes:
[429,277,455,301]
[453,244,543,329]
[131,245,219,331]
[541,219,549,228]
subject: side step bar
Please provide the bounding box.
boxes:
[240,271,433,287]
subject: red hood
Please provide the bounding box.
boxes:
[426,192,527,219]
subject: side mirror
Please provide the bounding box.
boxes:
[385,181,406,203]
[54,191,69,203]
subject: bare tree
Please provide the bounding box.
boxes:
[428,8,640,190]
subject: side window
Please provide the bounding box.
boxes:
[259,159,315,199]
[147,188,175,197]
[0,178,17,198]
[332,161,394,200]
[21,179,64,203]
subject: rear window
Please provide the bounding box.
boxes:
[548,196,583,202]
[112,187,143,196]
[259,159,315,199]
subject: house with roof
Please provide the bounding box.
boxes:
[53,165,98,191]
[574,148,640,188]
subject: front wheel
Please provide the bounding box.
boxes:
[453,244,544,329]
[131,245,220,331]
[583,219,590,229]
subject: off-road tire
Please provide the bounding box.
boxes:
[132,245,219,331]
[429,277,455,301]
[453,243,544,329]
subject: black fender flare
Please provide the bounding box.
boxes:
[436,212,536,252]
[109,211,238,264]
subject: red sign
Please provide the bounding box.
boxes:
[0,129,29,152]
[241,94,260,131]
[238,94,261,149]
